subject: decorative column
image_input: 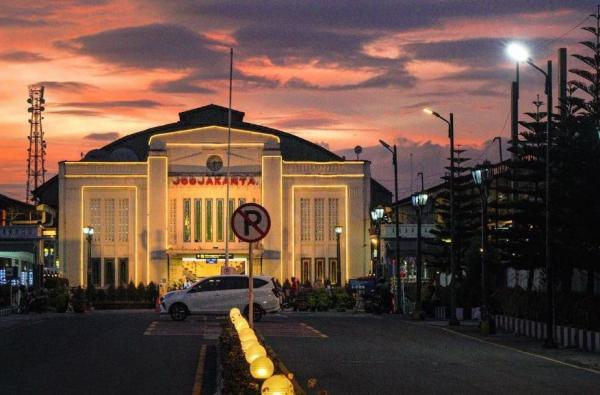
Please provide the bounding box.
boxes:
[147,143,168,284]
[260,153,283,281]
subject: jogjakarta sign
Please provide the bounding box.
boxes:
[171,176,259,187]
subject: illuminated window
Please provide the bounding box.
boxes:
[328,198,339,241]
[90,198,101,241]
[168,199,177,245]
[300,198,310,241]
[315,258,325,281]
[216,199,224,242]
[105,199,115,242]
[301,258,311,284]
[228,199,235,242]
[328,258,339,285]
[104,258,115,286]
[183,198,191,243]
[118,199,129,242]
[118,258,129,285]
[314,198,325,241]
[205,199,213,241]
[194,199,202,242]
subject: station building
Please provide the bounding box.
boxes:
[38,105,390,287]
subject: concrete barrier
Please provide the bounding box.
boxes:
[494,315,600,354]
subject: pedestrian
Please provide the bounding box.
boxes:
[290,276,298,298]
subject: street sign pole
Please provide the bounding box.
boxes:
[248,242,254,327]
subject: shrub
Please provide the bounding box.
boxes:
[72,286,87,313]
[127,281,137,301]
[49,288,69,313]
[136,282,147,302]
[219,321,260,394]
[96,288,106,302]
[106,284,116,301]
[116,285,127,301]
[44,277,69,289]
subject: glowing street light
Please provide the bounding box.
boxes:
[506,42,530,62]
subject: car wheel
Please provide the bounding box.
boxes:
[244,304,265,322]
[169,303,188,321]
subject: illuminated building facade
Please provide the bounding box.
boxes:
[54,105,390,287]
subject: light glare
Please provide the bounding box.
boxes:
[506,43,529,62]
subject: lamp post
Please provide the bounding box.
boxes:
[82,226,94,286]
[471,165,491,335]
[335,225,343,286]
[411,190,428,319]
[379,139,402,313]
[507,44,556,348]
[370,206,385,278]
[423,109,458,325]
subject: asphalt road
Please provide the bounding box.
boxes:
[263,313,600,395]
[0,311,216,395]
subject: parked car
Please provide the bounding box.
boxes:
[160,275,280,321]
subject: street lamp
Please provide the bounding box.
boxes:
[507,44,556,348]
[335,226,343,286]
[411,190,428,319]
[370,206,385,278]
[423,108,458,325]
[379,139,402,313]
[82,226,94,286]
[471,165,492,335]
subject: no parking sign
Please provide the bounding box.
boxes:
[230,203,271,327]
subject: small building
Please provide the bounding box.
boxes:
[38,105,391,288]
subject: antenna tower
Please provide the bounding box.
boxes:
[25,85,46,203]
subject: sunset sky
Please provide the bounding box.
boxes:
[0,0,597,200]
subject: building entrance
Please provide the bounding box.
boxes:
[168,254,248,287]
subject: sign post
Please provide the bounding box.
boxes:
[231,203,271,328]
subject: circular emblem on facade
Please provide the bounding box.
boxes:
[206,155,223,172]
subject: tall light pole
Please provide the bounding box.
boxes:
[507,43,555,348]
[472,165,491,335]
[423,109,458,325]
[370,206,385,278]
[82,226,94,286]
[411,190,428,319]
[335,226,343,286]
[379,139,402,313]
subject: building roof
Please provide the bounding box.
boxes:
[34,104,392,205]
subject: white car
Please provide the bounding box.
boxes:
[160,275,281,321]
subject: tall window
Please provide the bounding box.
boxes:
[90,198,101,241]
[228,199,235,242]
[205,199,213,241]
[104,199,115,242]
[328,198,339,241]
[216,199,224,242]
[91,258,101,286]
[315,258,325,282]
[118,199,129,242]
[314,198,325,241]
[328,258,339,285]
[104,258,115,286]
[118,258,129,285]
[301,258,311,284]
[183,198,191,242]
[300,198,310,241]
[194,199,202,242]
[168,199,177,245]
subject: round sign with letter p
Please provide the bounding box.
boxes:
[231,203,271,242]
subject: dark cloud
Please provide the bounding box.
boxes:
[271,117,340,129]
[47,109,104,117]
[58,100,162,108]
[150,78,216,94]
[157,1,595,32]
[56,24,225,69]
[0,50,50,62]
[0,17,49,28]
[35,81,96,92]
[84,132,120,141]
[284,68,415,91]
